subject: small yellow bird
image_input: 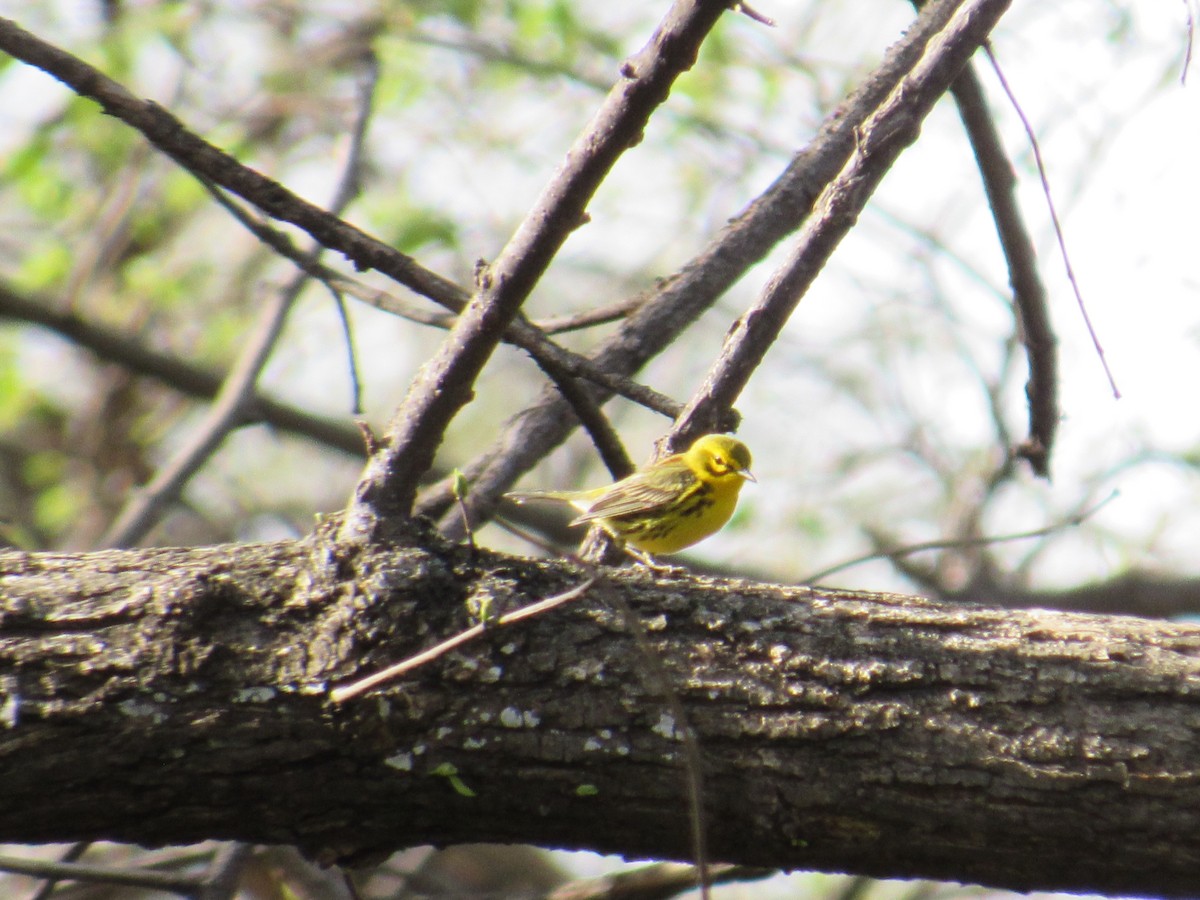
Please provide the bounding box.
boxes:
[506,434,754,558]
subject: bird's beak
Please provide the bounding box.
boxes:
[739,468,756,483]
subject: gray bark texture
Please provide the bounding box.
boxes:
[2,518,1199,896]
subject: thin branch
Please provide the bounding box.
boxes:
[947,61,1058,477]
[1182,0,1195,85]
[533,364,636,481]
[731,3,776,27]
[0,853,203,894]
[0,279,365,456]
[534,295,649,334]
[328,48,378,213]
[26,841,90,900]
[196,178,451,324]
[196,843,252,900]
[99,275,302,546]
[339,0,733,535]
[324,282,364,416]
[0,16,464,313]
[200,163,680,421]
[545,862,775,900]
[803,491,1116,584]
[329,574,598,703]
[670,0,1014,447]
[100,47,381,548]
[983,43,1120,401]
[320,48,378,419]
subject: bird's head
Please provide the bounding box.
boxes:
[687,434,755,484]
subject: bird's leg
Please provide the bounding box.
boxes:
[622,546,685,573]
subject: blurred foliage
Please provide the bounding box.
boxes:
[1,0,1193,579]
[0,0,1195,894]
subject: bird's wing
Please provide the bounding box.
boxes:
[571,458,694,523]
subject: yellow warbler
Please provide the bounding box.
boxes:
[506,434,754,557]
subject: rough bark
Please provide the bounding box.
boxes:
[2,523,1199,896]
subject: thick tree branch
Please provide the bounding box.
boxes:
[2,533,1200,896]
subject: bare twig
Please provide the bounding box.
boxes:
[947,61,1058,477]
[0,18,682,433]
[199,159,679,421]
[537,365,637,482]
[321,47,381,419]
[26,841,90,900]
[0,16,463,312]
[0,279,365,456]
[197,843,252,900]
[534,294,649,334]
[1183,0,1196,85]
[983,43,1120,401]
[732,3,776,27]
[198,179,450,323]
[324,281,364,416]
[329,574,597,703]
[0,852,203,894]
[805,491,1117,585]
[670,0,1014,448]
[100,47,381,547]
[546,862,775,900]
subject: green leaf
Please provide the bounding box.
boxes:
[451,468,470,501]
[431,762,477,798]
